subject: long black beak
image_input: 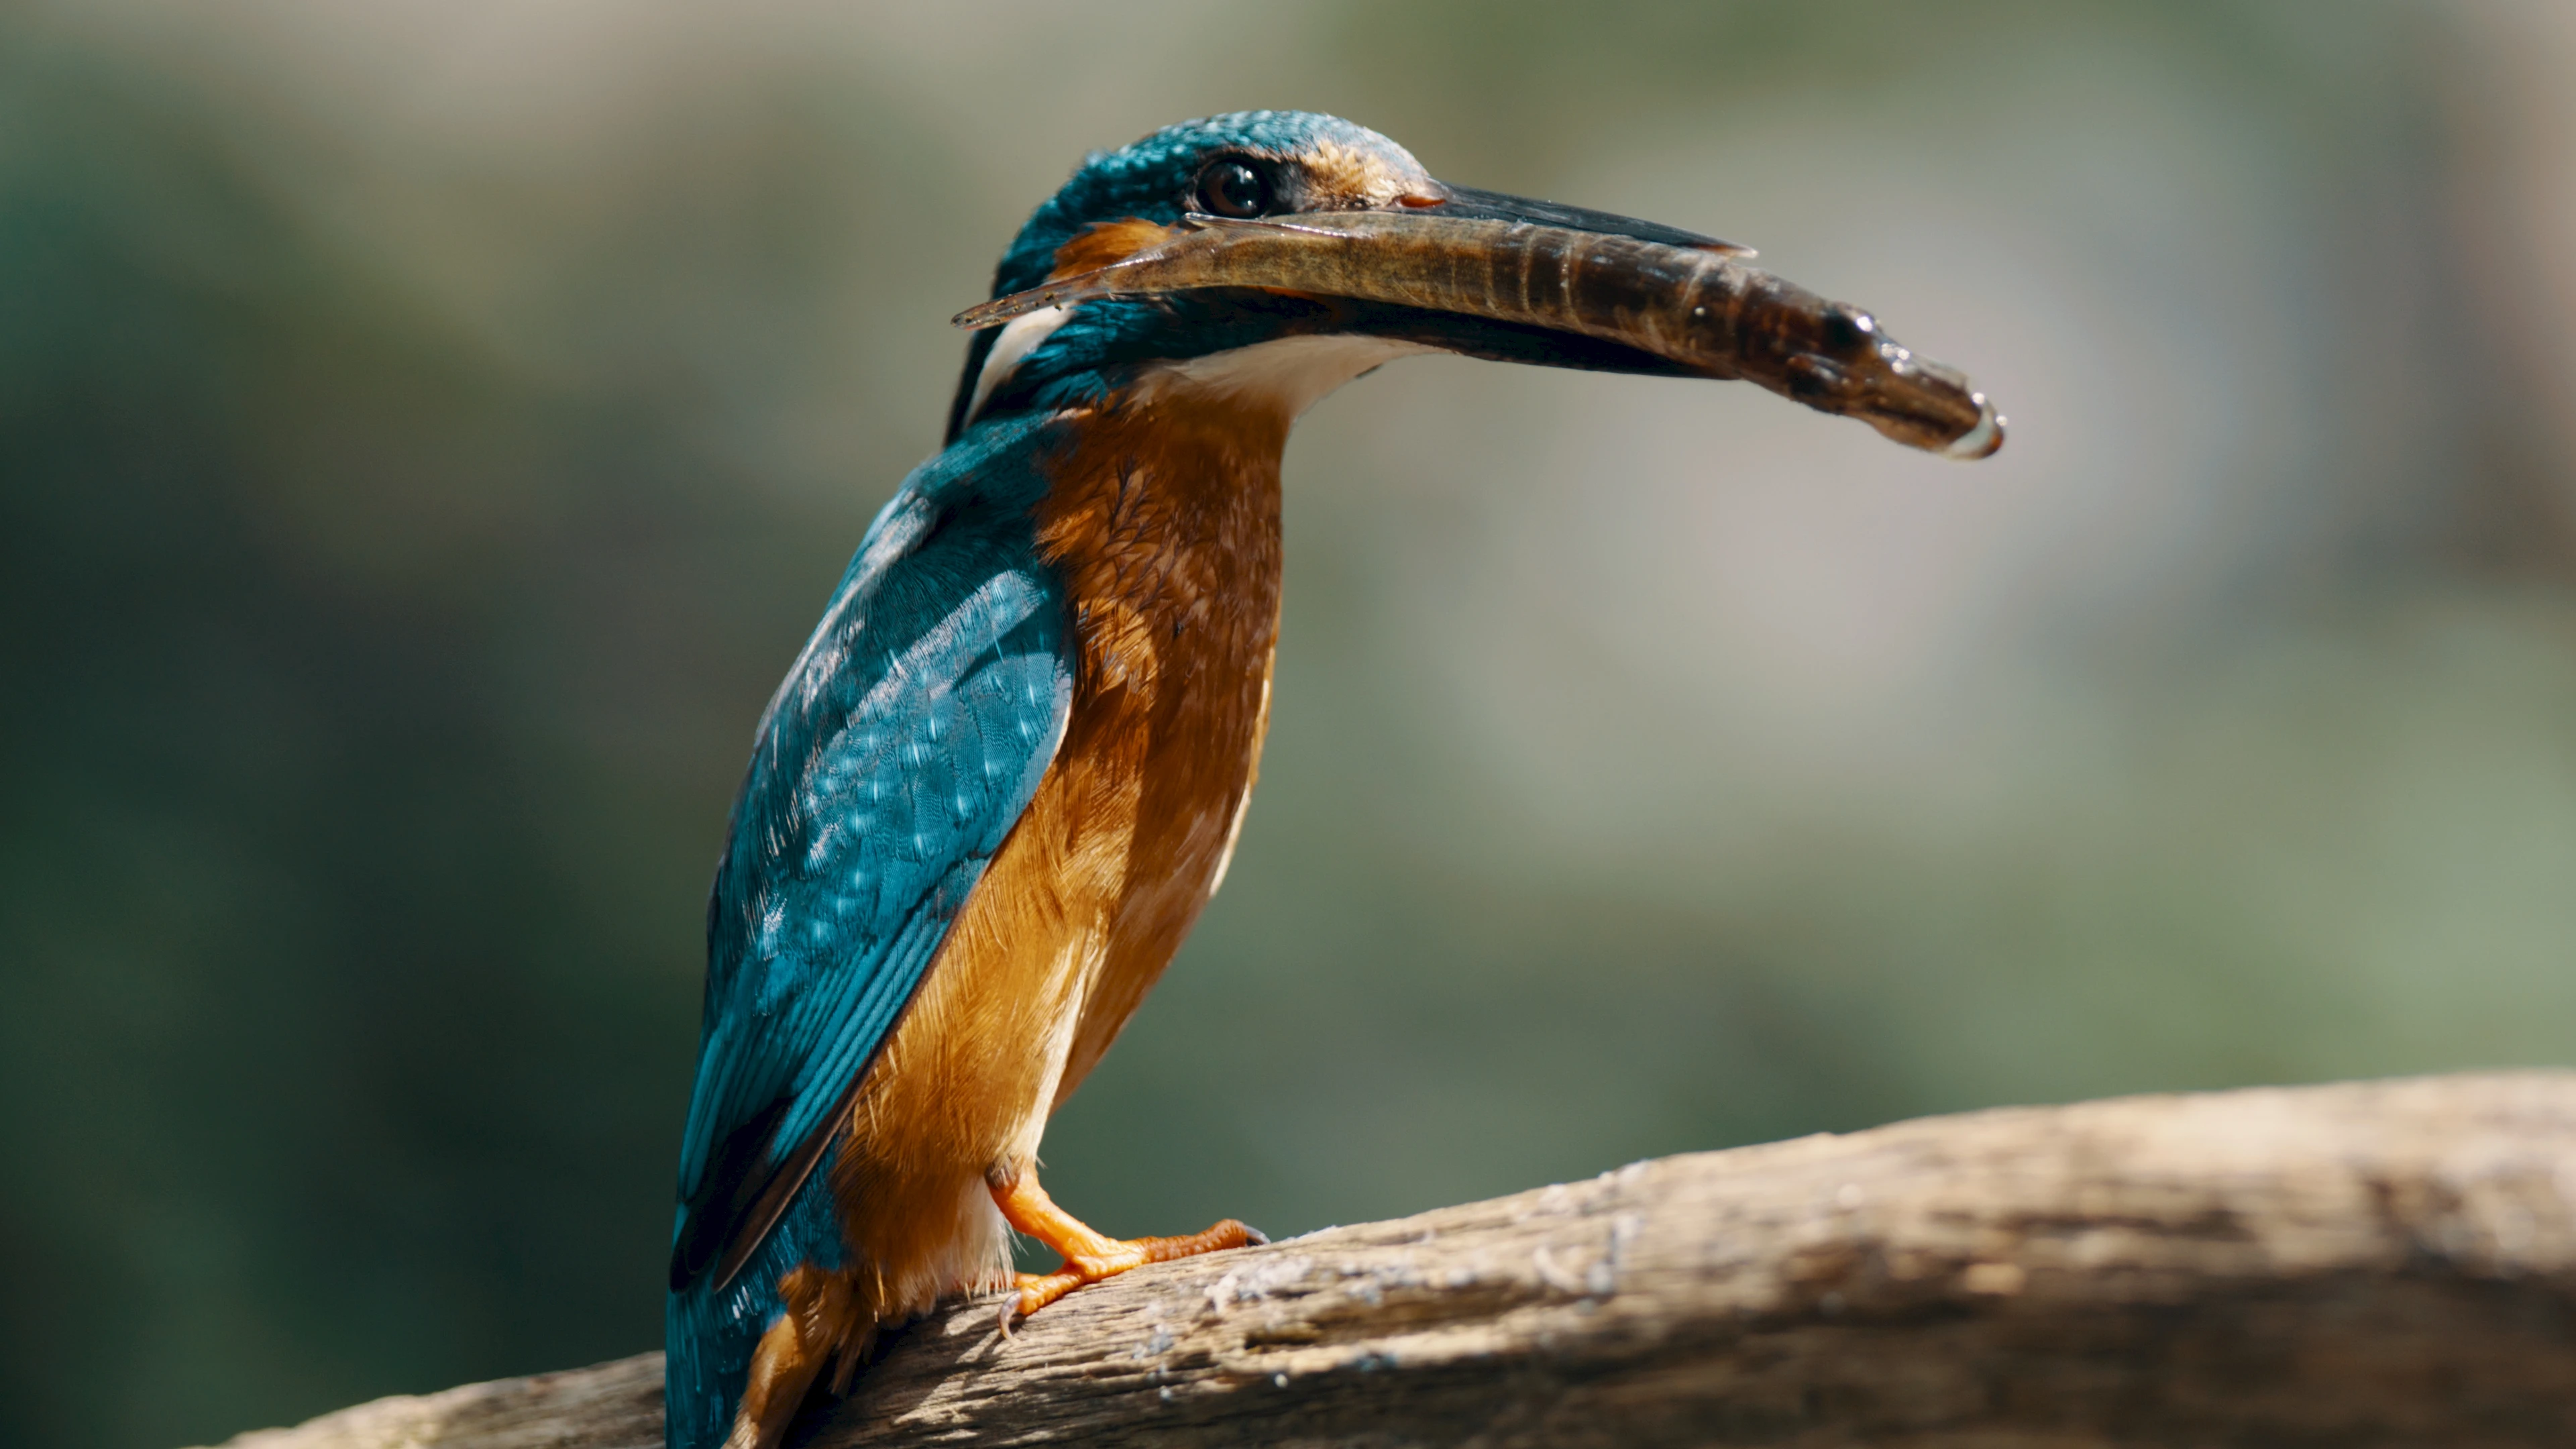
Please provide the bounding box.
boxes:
[957,191,2002,460]
[1421,184,1758,258]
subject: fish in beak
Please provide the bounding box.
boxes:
[958,193,2004,461]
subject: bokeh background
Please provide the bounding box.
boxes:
[7,1,2576,1444]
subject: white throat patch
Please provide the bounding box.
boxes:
[1138,333,1431,422]
[964,311,1431,431]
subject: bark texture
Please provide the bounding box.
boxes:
[208,1072,2576,1449]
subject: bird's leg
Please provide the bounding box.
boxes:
[988,1168,1265,1320]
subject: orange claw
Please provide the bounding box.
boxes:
[989,1171,1265,1323]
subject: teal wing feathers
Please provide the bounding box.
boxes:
[663,417,1071,1448]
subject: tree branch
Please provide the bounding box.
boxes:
[210,1072,2576,1448]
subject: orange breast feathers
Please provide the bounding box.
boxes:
[1024,386,1291,1101]
[817,385,1289,1329]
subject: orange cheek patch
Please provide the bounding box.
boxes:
[1049,217,1185,280]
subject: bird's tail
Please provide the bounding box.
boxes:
[663,1166,855,1449]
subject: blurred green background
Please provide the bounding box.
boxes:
[6,1,2576,1444]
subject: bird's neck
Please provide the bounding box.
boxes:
[1028,382,1296,686]
[1016,331,1423,706]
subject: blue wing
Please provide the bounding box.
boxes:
[667,416,1071,1298]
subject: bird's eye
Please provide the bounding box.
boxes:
[1198,160,1271,219]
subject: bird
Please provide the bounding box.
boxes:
[663,109,2001,1449]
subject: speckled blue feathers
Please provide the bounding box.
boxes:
[664,414,1073,1448]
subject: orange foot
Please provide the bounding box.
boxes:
[989,1169,1265,1324]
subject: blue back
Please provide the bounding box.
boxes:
[663,413,1074,1448]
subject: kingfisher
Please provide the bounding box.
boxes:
[663,110,2000,1449]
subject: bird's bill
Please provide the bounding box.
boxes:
[956,207,2002,460]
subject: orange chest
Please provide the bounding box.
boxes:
[1019,394,1290,1096]
[830,390,1298,1265]
[1032,396,1287,818]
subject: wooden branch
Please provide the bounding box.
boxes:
[209,1072,2576,1448]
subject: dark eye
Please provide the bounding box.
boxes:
[1197,160,1271,218]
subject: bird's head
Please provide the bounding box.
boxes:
[949,110,2001,459]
